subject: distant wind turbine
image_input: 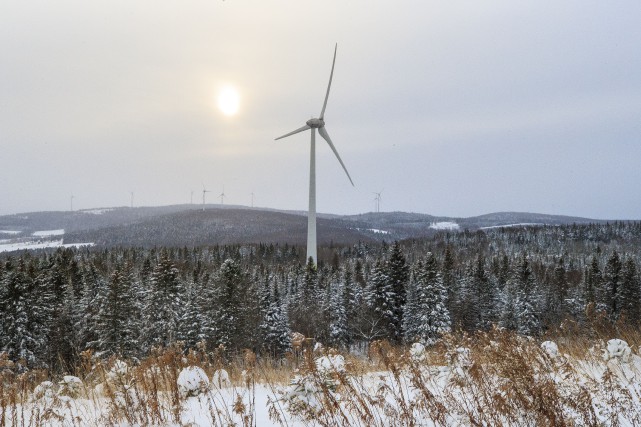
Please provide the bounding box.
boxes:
[251,192,254,208]
[130,191,134,208]
[70,195,74,212]
[220,186,225,205]
[373,191,382,213]
[202,186,211,211]
[275,43,354,264]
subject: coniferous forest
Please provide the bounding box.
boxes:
[1,221,641,374]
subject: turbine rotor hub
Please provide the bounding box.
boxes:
[306,118,325,128]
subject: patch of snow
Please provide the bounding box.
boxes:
[429,221,460,230]
[33,229,65,237]
[368,228,390,234]
[480,223,543,230]
[177,366,210,398]
[211,369,231,389]
[0,230,21,235]
[0,240,94,253]
[603,339,631,363]
[541,341,559,358]
[410,342,427,362]
[81,208,114,215]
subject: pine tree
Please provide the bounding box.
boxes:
[386,242,409,343]
[327,279,349,348]
[213,258,247,348]
[603,251,623,319]
[512,254,540,335]
[0,258,39,367]
[142,252,183,351]
[260,279,291,358]
[403,253,450,344]
[95,264,139,357]
[363,259,395,341]
[619,258,640,324]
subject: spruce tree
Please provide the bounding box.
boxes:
[603,251,623,319]
[403,254,450,344]
[619,258,640,324]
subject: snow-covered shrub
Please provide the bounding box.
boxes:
[177,366,210,398]
[315,354,346,376]
[450,347,472,368]
[106,359,130,384]
[58,376,83,398]
[281,354,347,415]
[409,342,427,362]
[603,339,631,363]
[541,341,559,359]
[211,368,231,389]
[32,381,57,402]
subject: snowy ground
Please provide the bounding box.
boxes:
[0,228,95,253]
[480,222,543,229]
[429,221,460,231]
[5,338,641,426]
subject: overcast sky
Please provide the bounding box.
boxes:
[2,1,640,219]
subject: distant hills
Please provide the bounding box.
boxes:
[0,204,618,251]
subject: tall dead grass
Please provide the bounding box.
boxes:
[1,326,640,426]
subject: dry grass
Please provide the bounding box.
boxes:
[1,327,641,426]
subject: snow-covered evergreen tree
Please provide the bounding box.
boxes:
[512,254,540,336]
[402,253,450,344]
[619,258,640,323]
[260,279,291,358]
[142,252,183,351]
[327,278,349,349]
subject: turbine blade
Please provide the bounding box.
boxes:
[319,43,337,120]
[318,126,354,186]
[275,125,311,140]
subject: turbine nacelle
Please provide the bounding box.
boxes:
[306,118,325,128]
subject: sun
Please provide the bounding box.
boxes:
[217,85,240,116]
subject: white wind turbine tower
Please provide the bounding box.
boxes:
[220,186,225,205]
[373,191,382,213]
[275,43,354,265]
[202,186,211,211]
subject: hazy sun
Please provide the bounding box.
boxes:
[217,85,240,116]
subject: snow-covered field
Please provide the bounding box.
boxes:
[429,221,460,230]
[4,336,641,426]
[32,229,65,237]
[480,222,543,229]
[0,230,22,235]
[81,208,114,215]
[0,239,95,253]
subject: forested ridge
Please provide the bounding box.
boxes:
[1,221,640,373]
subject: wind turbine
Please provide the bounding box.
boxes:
[275,43,354,265]
[70,195,74,212]
[130,191,134,208]
[373,191,382,213]
[202,186,211,211]
[220,185,225,205]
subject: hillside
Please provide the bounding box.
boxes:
[0,205,615,251]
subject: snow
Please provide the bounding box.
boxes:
[480,223,543,230]
[368,228,390,234]
[0,230,21,235]
[0,240,94,253]
[32,229,65,236]
[81,208,114,215]
[429,221,460,230]
[177,366,210,398]
[7,339,641,426]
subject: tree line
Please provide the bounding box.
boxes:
[1,221,640,373]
